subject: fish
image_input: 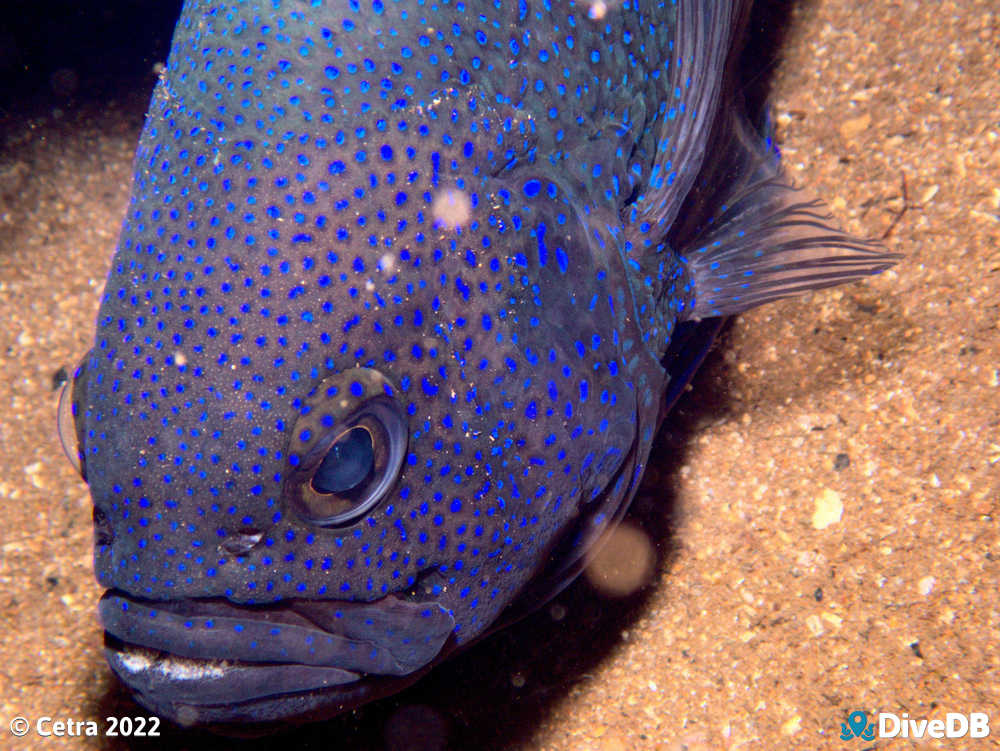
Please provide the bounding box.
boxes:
[57,0,898,729]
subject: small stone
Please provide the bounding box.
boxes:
[812,488,844,529]
[806,614,825,636]
[821,612,843,627]
[839,113,872,140]
[918,576,935,596]
[781,714,802,736]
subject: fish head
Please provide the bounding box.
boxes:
[57,0,661,726]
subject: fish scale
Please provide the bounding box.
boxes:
[59,0,897,727]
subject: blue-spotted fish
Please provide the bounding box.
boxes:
[58,0,897,727]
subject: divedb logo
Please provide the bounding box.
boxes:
[841,710,991,741]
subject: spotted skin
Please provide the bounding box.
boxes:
[60,0,896,726]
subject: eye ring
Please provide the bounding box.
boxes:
[56,359,87,480]
[285,369,407,527]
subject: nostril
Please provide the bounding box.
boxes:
[219,529,264,556]
[93,507,113,546]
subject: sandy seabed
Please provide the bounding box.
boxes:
[1,1,997,749]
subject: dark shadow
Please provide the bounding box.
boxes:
[5,1,799,748]
[738,0,804,132]
[0,0,183,124]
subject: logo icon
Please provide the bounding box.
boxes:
[841,710,876,741]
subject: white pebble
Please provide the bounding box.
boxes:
[812,488,844,529]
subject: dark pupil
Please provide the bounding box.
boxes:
[313,428,374,495]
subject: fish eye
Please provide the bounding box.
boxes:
[285,368,407,527]
[56,360,87,480]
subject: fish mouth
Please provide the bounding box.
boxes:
[99,589,456,726]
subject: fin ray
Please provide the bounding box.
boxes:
[672,108,899,320]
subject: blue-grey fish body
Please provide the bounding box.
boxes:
[59,0,896,726]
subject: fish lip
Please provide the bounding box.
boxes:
[99,588,455,723]
[104,638,361,713]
